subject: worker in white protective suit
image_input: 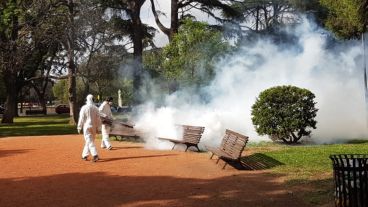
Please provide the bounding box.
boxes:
[99,96,114,150]
[77,94,101,162]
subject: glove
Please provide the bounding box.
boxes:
[77,129,81,134]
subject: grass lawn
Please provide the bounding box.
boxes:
[0,115,77,137]
[247,141,368,205]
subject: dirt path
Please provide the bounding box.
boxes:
[0,135,311,207]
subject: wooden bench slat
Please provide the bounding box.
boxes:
[157,125,205,152]
[206,129,249,168]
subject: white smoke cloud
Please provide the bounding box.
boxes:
[133,18,368,150]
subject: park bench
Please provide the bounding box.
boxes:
[99,113,140,140]
[158,125,205,152]
[206,129,249,169]
[109,121,139,140]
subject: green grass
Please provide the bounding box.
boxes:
[248,141,368,205]
[255,142,368,178]
[0,115,77,137]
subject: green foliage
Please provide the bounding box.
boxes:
[320,0,368,38]
[143,49,162,78]
[52,79,84,105]
[52,80,69,104]
[161,19,230,89]
[251,85,318,144]
[0,1,22,34]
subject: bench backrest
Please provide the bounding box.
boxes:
[182,125,205,144]
[220,129,249,160]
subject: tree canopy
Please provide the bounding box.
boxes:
[251,85,318,144]
[320,0,368,38]
[0,0,366,125]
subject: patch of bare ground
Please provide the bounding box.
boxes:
[0,135,314,207]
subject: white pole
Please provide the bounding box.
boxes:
[363,33,368,127]
[118,89,123,107]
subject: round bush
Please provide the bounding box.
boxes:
[251,85,318,144]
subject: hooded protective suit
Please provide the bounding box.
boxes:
[77,94,101,159]
[99,100,113,149]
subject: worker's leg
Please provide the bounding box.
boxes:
[101,125,112,149]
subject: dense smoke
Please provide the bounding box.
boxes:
[132,18,368,149]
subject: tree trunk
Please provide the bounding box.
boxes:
[255,6,259,31]
[66,0,78,124]
[68,55,78,124]
[40,96,47,115]
[169,0,179,41]
[130,1,144,104]
[2,72,17,123]
[32,84,47,115]
[1,1,19,123]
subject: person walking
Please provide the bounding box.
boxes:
[77,94,101,162]
[99,96,114,150]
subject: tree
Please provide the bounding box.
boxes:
[80,53,120,99]
[0,0,60,123]
[160,19,230,91]
[0,0,26,122]
[231,0,324,33]
[58,0,79,124]
[100,0,151,103]
[24,19,62,115]
[149,0,240,41]
[75,0,117,98]
[320,0,368,38]
[251,85,318,144]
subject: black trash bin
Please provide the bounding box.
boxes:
[330,154,368,207]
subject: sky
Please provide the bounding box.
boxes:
[140,0,219,47]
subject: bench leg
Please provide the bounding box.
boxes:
[171,144,176,150]
[222,162,228,170]
[216,158,220,164]
[185,144,200,152]
[210,153,214,159]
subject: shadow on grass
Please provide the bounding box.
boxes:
[0,114,76,137]
[240,153,285,170]
[1,121,70,127]
[346,139,368,144]
[0,125,77,137]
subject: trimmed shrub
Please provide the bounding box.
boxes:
[251,85,318,144]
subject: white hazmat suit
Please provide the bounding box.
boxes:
[77,94,101,160]
[99,100,113,149]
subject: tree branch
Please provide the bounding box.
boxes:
[149,0,171,36]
